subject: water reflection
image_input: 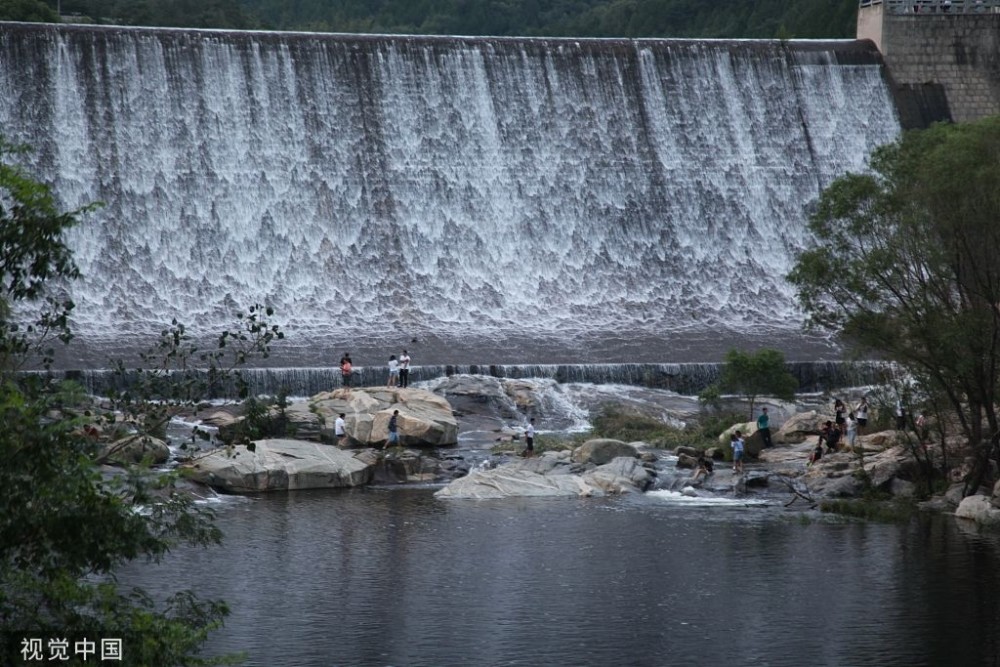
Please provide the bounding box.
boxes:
[122,489,1000,666]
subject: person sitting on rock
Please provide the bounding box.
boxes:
[825,422,843,453]
[690,451,713,484]
[808,440,823,466]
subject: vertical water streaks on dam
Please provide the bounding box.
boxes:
[0,25,901,363]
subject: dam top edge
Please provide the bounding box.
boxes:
[0,20,875,54]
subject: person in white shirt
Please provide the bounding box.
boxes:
[399,349,411,388]
[387,354,399,387]
[334,413,346,447]
[522,418,536,458]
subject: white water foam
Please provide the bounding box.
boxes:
[0,26,901,360]
[648,489,770,506]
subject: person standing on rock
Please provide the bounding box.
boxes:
[335,413,347,447]
[757,407,773,448]
[855,397,869,435]
[387,354,399,387]
[522,418,536,458]
[399,349,411,388]
[895,398,906,430]
[384,409,400,450]
[834,398,846,429]
[846,412,858,449]
[339,353,353,389]
[731,431,744,474]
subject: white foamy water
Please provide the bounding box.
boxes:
[648,489,771,506]
[0,25,900,360]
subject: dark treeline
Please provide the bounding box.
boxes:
[9,0,859,38]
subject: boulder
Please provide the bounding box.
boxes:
[435,467,597,499]
[676,453,698,469]
[502,379,545,413]
[373,449,443,485]
[305,388,458,448]
[583,457,652,494]
[718,421,762,458]
[852,431,899,453]
[572,439,638,465]
[200,410,244,442]
[182,439,373,492]
[804,472,864,498]
[862,445,909,488]
[956,495,1000,528]
[100,435,170,466]
[435,452,650,499]
[773,411,831,444]
[992,479,1000,509]
[431,375,515,418]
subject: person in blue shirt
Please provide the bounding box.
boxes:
[731,431,745,474]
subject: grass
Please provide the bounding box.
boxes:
[491,404,748,455]
[591,404,735,450]
[490,433,582,456]
[819,494,917,523]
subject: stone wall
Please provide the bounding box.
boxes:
[873,11,1000,122]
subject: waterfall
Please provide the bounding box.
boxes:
[0,25,901,365]
[65,360,886,399]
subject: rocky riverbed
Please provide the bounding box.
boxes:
[112,374,1000,530]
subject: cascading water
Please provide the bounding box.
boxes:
[0,25,901,366]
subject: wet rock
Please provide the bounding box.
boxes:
[676,453,698,469]
[583,457,652,493]
[100,435,170,466]
[956,495,1000,528]
[572,439,638,465]
[182,439,373,492]
[435,453,649,499]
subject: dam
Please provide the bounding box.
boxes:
[0,24,902,367]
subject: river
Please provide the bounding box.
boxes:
[123,486,1000,666]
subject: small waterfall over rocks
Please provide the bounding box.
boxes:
[65,360,885,399]
[0,24,901,364]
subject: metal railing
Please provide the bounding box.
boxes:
[861,0,1000,13]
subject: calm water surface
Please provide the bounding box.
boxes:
[125,488,1000,666]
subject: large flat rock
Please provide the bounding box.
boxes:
[183,438,373,492]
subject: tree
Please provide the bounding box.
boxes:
[0,0,58,22]
[787,116,1000,495]
[0,138,96,374]
[705,347,797,419]
[0,138,269,664]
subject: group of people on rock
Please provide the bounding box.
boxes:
[808,397,871,465]
[337,349,414,389]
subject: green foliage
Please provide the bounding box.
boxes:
[0,0,58,21]
[590,404,716,449]
[788,116,1000,492]
[491,432,579,455]
[696,410,746,441]
[819,496,916,523]
[0,378,234,665]
[226,387,293,444]
[54,0,858,37]
[101,304,285,459]
[56,0,259,28]
[711,348,797,419]
[0,138,100,374]
[0,136,261,664]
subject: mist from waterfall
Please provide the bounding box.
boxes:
[0,25,900,365]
